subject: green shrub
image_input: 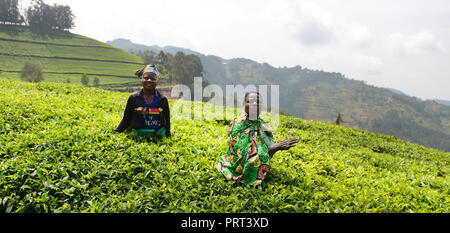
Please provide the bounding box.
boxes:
[81,74,89,86]
[0,78,448,213]
[20,62,43,83]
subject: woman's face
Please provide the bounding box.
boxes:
[142,72,157,91]
[244,93,262,119]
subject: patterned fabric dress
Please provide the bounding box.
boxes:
[216,112,275,185]
[131,90,166,139]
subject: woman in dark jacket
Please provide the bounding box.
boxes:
[114,64,171,138]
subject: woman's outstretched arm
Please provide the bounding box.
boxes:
[268,138,299,157]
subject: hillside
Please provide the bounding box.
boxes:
[107,38,450,152]
[0,25,143,87]
[0,78,448,213]
[435,99,450,107]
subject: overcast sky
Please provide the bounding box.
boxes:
[22,0,450,100]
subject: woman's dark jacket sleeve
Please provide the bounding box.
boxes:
[114,95,134,133]
[160,97,171,137]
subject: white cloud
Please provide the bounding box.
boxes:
[267,0,375,49]
[267,0,335,46]
[389,30,447,55]
[295,19,334,46]
[341,24,374,49]
[357,55,384,76]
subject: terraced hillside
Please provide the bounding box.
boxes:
[0,25,144,89]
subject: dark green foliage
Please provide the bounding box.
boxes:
[81,74,89,86]
[135,50,204,86]
[135,50,156,66]
[93,77,99,87]
[156,51,171,73]
[168,51,203,86]
[20,62,43,83]
[0,79,448,213]
[25,0,75,31]
[335,112,343,125]
[368,110,450,152]
[0,0,24,24]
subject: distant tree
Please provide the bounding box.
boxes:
[12,0,24,24]
[163,52,174,82]
[169,51,187,85]
[65,78,71,83]
[93,77,99,87]
[136,50,156,65]
[81,74,89,86]
[335,112,343,125]
[20,62,44,83]
[156,51,170,72]
[185,54,203,77]
[52,3,75,30]
[0,1,6,23]
[25,0,74,30]
[25,0,46,26]
[0,0,24,24]
[44,3,56,29]
[168,51,203,86]
[25,0,52,27]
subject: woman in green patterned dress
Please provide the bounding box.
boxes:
[216,92,299,185]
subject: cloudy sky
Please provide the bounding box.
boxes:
[22,0,450,100]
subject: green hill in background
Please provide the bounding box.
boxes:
[107,38,450,152]
[1,26,449,153]
[435,99,450,107]
[0,78,448,213]
[0,25,144,88]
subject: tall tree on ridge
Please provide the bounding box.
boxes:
[25,0,74,30]
[0,0,24,24]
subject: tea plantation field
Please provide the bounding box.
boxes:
[0,79,448,213]
[0,25,143,89]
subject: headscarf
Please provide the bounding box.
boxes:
[135,64,160,78]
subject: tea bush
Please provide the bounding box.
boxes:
[0,79,448,213]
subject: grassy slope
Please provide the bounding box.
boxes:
[108,39,450,152]
[0,78,448,213]
[0,25,143,87]
[291,81,450,134]
[287,81,450,152]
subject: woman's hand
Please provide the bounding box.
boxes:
[277,138,300,150]
[269,138,299,156]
